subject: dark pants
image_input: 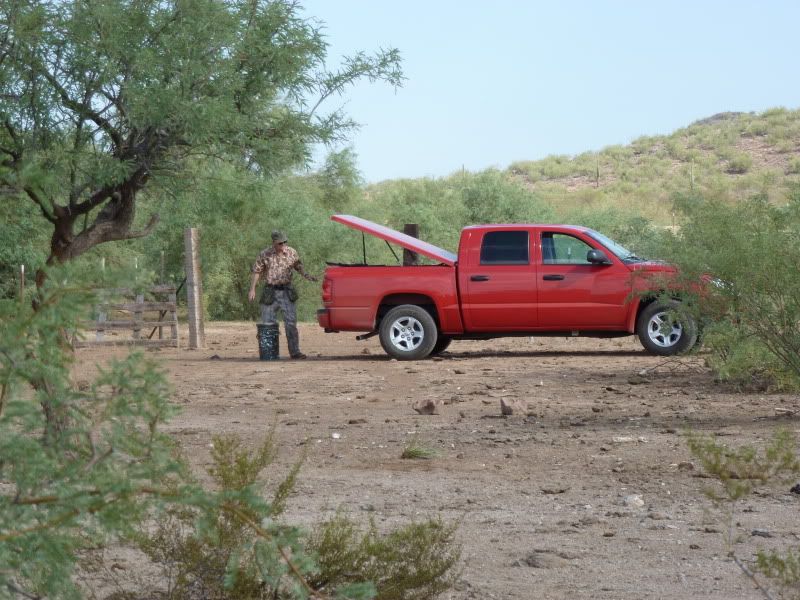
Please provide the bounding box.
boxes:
[260,289,300,356]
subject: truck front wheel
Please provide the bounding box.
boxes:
[430,335,452,356]
[379,305,438,360]
[636,300,698,356]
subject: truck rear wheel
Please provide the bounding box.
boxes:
[379,305,438,360]
[636,300,698,356]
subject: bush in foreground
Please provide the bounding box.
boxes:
[688,430,800,599]
[0,270,460,599]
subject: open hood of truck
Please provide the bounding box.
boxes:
[331,215,457,266]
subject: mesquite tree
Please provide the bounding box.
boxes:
[0,0,402,283]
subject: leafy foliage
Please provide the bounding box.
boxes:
[132,433,325,600]
[660,191,800,389]
[0,0,402,267]
[0,268,460,599]
[308,514,461,600]
[132,433,459,600]
[0,266,187,598]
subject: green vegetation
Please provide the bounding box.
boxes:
[660,189,800,390]
[687,431,800,598]
[308,514,460,600]
[400,436,438,460]
[4,101,800,324]
[0,0,401,280]
[0,270,460,598]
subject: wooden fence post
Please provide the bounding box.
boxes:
[403,224,419,266]
[132,293,144,339]
[184,228,205,349]
[97,258,106,341]
[18,265,25,303]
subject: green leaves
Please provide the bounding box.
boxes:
[0,267,187,598]
[688,430,800,597]
[1,0,403,264]
[663,193,800,388]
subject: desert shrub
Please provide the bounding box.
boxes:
[307,514,461,600]
[0,266,191,599]
[0,268,459,599]
[0,196,48,300]
[458,169,554,225]
[787,157,800,175]
[630,135,659,156]
[133,433,460,600]
[400,435,437,460]
[687,430,800,598]
[726,153,753,174]
[665,138,692,162]
[661,192,800,389]
[603,144,633,162]
[744,120,769,137]
[132,433,318,600]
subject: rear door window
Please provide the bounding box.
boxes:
[480,231,529,265]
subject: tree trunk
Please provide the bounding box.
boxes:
[33,186,144,443]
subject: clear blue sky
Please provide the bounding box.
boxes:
[302,0,800,183]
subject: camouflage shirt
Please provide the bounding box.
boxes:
[252,246,306,286]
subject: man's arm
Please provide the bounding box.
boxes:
[248,271,260,302]
[294,256,318,282]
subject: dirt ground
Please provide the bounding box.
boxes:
[75,322,800,600]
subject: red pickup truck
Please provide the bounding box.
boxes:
[317,215,698,360]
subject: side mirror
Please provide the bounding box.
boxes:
[587,249,611,265]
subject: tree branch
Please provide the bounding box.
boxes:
[37,67,123,150]
[221,502,328,599]
[123,213,159,240]
[73,185,116,216]
[23,187,56,224]
[3,119,21,159]
[732,554,776,600]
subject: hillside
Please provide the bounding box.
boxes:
[506,107,800,224]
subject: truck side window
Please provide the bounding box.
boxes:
[541,233,593,265]
[480,231,529,265]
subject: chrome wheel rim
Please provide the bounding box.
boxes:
[647,311,683,348]
[389,316,425,352]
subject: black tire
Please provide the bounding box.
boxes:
[636,300,698,356]
[378,305,438,360]
[430,335,452,356]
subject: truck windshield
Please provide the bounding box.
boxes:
[585,230,643,262]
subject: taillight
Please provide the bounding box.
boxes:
[322,276,333,303]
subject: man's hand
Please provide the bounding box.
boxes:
[248,288,256,302]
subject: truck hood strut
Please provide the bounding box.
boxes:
[331,215,457,266]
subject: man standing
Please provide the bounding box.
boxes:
[248,230,317,359]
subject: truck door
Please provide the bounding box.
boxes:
[461,229,538,331]
[536,231,630,328]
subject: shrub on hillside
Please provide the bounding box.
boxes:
[725,153,753,174]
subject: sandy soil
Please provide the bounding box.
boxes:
[75,322,800,600]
